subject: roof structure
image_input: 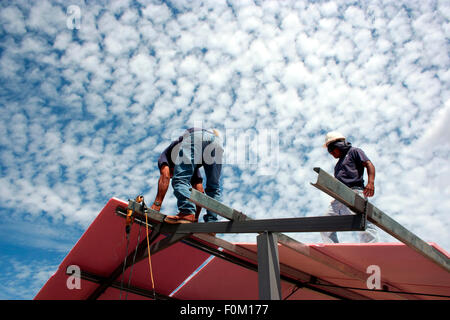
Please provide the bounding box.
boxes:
[35,168,450,300]
[35,197,450,300]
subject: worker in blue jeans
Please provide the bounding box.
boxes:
[165,128,223,224]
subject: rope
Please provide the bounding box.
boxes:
[125,225,141,300]
[283,281,450,300]
[119,233,130,300]
[119,195,156,300]
[145,207,156,299]
[309,281,450,299]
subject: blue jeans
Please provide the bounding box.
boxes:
[321,188,379,243]
[172,131,223,222]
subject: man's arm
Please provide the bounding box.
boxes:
[363,160,375,197]
[191,181,204,221]
[151,165,171,211]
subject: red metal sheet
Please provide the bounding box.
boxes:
[35,198,450,300]
[116,234,213,297]
[98,287,152,300]
[236,242,450,300]
[172,255,294,300]
[311,242,450,300]
[34,198,211,300]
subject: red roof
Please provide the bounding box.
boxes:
[35,198,450,300]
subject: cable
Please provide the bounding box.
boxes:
[125,225,142,300]
[308,281,450,299]
[283,285,302,300]
[145,201,156,300]
[119,233,130,300]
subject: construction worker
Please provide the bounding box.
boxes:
[164,128,223,224]
[321,131,379,243]
[150,130,205,219]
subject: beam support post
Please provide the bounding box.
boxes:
[257,231,282,300]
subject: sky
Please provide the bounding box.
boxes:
[0,0,449,299]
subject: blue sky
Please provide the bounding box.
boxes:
[0,0,449,299]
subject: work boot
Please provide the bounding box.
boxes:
[164,213,197,224]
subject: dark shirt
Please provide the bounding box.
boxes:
[158,128,204,183]
[334,147,370,189]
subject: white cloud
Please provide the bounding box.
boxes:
[0,6,27,35]
[0,2,449,296]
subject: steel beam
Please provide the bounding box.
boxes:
[257,232,282,300]
[73,268,174,300]
[116,199,420,300]
[184,235,367,300]
[159,215,364,234]
[116,205,370,300]
[188,189,419,300]
[311,167,450,273]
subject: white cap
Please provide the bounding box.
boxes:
[324,131,346,147]
[211,129,221,137]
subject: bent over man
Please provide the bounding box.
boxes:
[321,131,379,243]
[151,128,205,220]
[164,128,223,224]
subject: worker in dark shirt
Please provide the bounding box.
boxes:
[164,128,223,224]
[151,128,205,221]
[321,131,378,243]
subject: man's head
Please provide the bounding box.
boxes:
[212,129,220,136]
[327,140,343,158]
[324,131,347,158]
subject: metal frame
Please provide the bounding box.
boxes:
[257,232,282,300]
[188,188,418,300]
[181,235,365,300]
[311,167,450,272]
[113,202,370,300]
[122,197,366,300]
[69,268,174,300]
[79,166,449,301]
[159,214,364,234]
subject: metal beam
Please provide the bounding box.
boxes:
[184,235,367,300]
[188,189,419,300]
[257,232,282,300]
[116,205,370,300]
[115,205,192,262]
[73,269,174,300]
[311,167,450,273]
[159,215,364,234]
[116,199,421,300]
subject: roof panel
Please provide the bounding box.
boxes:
[34,198,211,300]
[173,256,295,300]
[35,198,450,300]
[236,242,450,300]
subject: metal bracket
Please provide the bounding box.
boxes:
[354,195,367,230]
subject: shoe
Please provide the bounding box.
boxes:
[164,213,197,224]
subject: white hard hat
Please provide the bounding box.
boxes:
[324,131,346,147]
[211,129,221,137]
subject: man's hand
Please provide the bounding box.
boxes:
[362,160,375,198]
[364,182,375,197]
